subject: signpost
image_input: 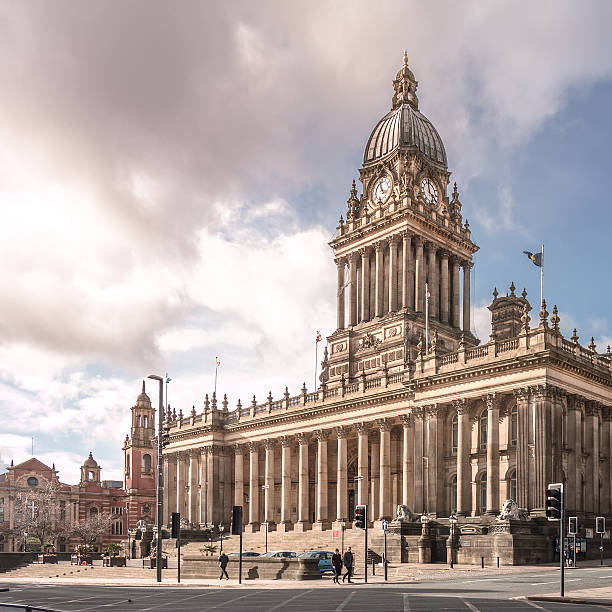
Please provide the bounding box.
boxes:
[546,483,564,597]
[382,519,388,581]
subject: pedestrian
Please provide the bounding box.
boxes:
[342,546,354,583]
[218,550,230,580]
[331,548,343,584]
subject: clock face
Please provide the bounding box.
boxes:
[372,176,392,204]
[420,178,439,205]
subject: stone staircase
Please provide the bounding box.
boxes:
[1,561,165,580]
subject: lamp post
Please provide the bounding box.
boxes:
[219,523,225,553]
[261,484,269,553]
[449,513,458,569]
[125,504,131,560]
[147,374,164,584]
[340,519,346,555]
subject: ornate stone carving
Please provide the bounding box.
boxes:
[399,414,413,427]
[296,433,309,446]
[513,388,530,405]
[376,418,392,432]
[452,398,470,415]
[247,441,260,453]
[354,422,370,435]
[496,499,530,521]
[232,443,243,455]
[334,426,349,439]
[360,332,382,350]
[313,429,329,441]
[279,435,292,448]
[395,505,420,522]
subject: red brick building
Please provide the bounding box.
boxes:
[0,382,156,553]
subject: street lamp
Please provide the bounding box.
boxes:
[340,518,346,554]
[125,505,131,560]
[261,484,269,553]
[449,513,458,569]
[147,374,164,584]
[219,523,225,553]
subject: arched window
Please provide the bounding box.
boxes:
[89,506,99,518]
[142,454,152,473]
[510,405,518,446]
[479,472,487,515]
[451,415,458,454]
[450,475,457,514]
[27,477,39,487]
[508,470,517,502]
[480,410,488,450]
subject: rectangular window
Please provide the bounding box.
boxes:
[59,500,66,522]
[0,498,4,523]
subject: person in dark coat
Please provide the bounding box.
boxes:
[218,551,230,580]
[342,546,354,583]
[331,548,343,583]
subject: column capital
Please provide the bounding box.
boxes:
[438,248,450,260]
[513,387,531,404]
[279,435,293,448]
[424,404,441,419]
[199,447,210,458]
[296,432,310,445]
[166,452,178,463]
[530,384,556,401]
[355,421,370,435]
[374,241,384,252]
[462,260,474,270]
[376,418,392,432]
[349,251,359,262]
[232,443,243,455]
[585,401,602,418]
[450,254,461,267]
[412,235,423,247]
[399,414,413,427]
[567,394,585,412]
[314,429,329,441]
[482,392,501,411]
[334,256,347,267]
[263,439,276,451]
[334,425,349,439]
[411,406,426,420]
[400,229,412,240]
[388,235,399,246]
[359,246,370,257]
[452,398,471,415]
[248,441,260,453]
[602,406,612,422]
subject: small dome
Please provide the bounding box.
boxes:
[136,380,151,406]
[83,452,98,468]
[363,103,447,167]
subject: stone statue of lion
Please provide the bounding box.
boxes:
[395,504,420,522]
[497,499,530,521]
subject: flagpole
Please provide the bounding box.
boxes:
[425,282,429,354]
[540,244,544,309]
[214,358,219,396]
[314,338,319,391]
[165,373,169,418]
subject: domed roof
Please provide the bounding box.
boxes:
[363,53,447,168]
[83,452,98,468]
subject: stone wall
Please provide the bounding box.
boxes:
[182,556,321,580]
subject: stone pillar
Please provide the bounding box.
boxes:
[454,400,471,516]
[375,243,383,317]
[278,436,293,531]
[414,237,424,312]
[360,248,370,322]
[463,262,471,333]
[295,434,310,531]
[585,402,600,514]
[199,449,207,524]
[348,253,358,327]
[335,426,348,522]
[440,251,450,324]
[388,237,398,313]
[532,386,553,511]
[484,394,500,515]
[370,436,380,523]
[206,448,216,524]
[356,423,369,507]
[247,442,260,532]
[264,440,276,529]
[176,452,186,518]
[163,454,172,524]
[401,233,413,310]
[314,430,330,529]
[602,409,612,515]
[566,396,580,512]
[452,258,461,328]
[514,388,530,510]
[427,244,438,320]
[425,406,442,515]
[336,258,345,330]
[188,449,197,525]
[378,419,392,521]
[233,445,243,509]
[400,415,413,508]
[413,408,424,513]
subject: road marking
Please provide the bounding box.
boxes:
[525,601,546,610]
[138,589,226,611]
[267,589,312,612]
[530,578,581,585]
[403,593,411,612]
[462,599,481,612]
[335,590,356,611]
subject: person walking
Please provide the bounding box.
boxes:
[342,546,354,583]
[218,550,230,580]
[331,548,343,584]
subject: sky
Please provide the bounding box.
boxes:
[1,0,612,484]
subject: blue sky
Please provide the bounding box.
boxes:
[1,0,611,483]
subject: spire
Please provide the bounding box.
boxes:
[392,52,418,110]
[403,49,408,67]
[142,380,145,394]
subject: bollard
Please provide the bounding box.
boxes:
[481,556,484,568]
[497,557,500,568]
[372,559,376,575]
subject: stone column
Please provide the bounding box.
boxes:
[374,243,383,317]
[348,253,358,326]
[566,396,580,512]
[360,248,370,322]
[388,237,398,313]
[335,426,348,522]
[199,449,207,524]
[378,419,392,521]
[233,445,243,509]
[163,453,172,524]
[532,386,553,510]
[400,415,413,508]
[313,430,330,529]
[414,237,424,312]
[336,258,345,330]
[484,394,500,515]
[602,409,612,515]
[247,442,260,532]
[427,244,438,320]
[452,258,461,328]
[412,408,424,513]
[188,449,197,525]
[278,436,293,531]
[370,436,380,522]
[514,388,530,510]
[454,400,471,516]
[401,232,413,310]
[356,423,369,508]
[264,440,276,529]
[425,406,442,515]
[176,452,186,518]
[585,402,600,514]
[206,448,216,524]
[462,262,471,332]
[440,251,450,324]
[295,433,310,531]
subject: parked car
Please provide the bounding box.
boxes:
[298,550,334,573]
[259,550,297,558]
[227,551,260,557]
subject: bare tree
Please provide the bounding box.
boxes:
[70,511,113,549]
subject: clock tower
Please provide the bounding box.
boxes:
[326,53,479,383]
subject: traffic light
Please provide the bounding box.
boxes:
[545,483,562,521]
[596,516,606,534]
[354,504,367,529]
[231,505,243,535]
[568,516,578,535]
[171,512,180,538]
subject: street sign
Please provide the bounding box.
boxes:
[332,530,339,539]
[382,519,388,531]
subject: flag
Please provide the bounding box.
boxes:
[316,331,322,343]
[426,284,430,300]
[165,376,172,384]
[523,250,542,267]
[216,356,221,367]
